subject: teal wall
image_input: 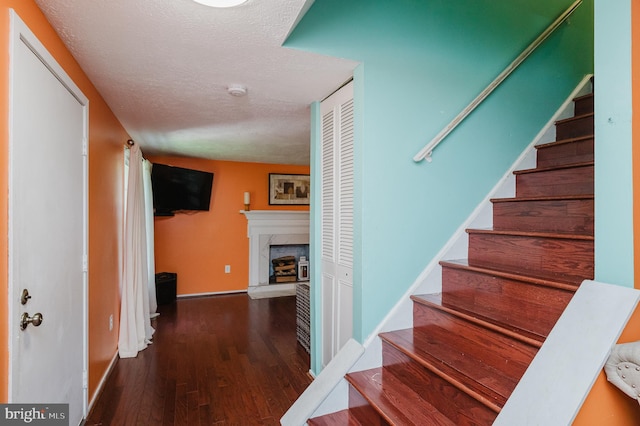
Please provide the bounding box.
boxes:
[290,0,594,374]
[594,0,634,286]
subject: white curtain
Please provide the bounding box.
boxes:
[143,159,158,318]
[119,144,155,358]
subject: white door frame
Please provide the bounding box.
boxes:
[8,9,89,418]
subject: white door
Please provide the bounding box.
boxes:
[8,11,88,425]
[320,81,354,367]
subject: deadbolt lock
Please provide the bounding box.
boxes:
[20,289,31,305]
[20,312,43,331]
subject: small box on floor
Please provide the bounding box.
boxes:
[155,272,177,305]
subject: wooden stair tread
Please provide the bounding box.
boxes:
[438,261,576,339]
[491,194,594,203]
[439,259,580,290]
[411,293,545,346]
[574,93,593,101]
[379,324,537,408]
[535,135,593,149]
[307,409,364,426]
[346,368,456,425]
[555,112,594,125]
[513,160,593,175]
[466,228,594,241]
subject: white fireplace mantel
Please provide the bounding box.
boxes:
[241,210,310,298]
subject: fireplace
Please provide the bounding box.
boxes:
[241,210,310,298]
[269,244,310,284]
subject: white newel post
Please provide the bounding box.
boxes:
[241,210,310,298]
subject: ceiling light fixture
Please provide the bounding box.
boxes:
[192,0,248,8]
[227,84,248,97]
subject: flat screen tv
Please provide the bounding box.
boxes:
[151,163,214,215]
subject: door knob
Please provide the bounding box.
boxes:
[20,312,43,331]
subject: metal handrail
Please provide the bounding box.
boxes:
[413,0,583,163]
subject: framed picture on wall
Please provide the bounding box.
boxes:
[269,173,310,205]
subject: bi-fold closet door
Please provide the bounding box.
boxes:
[319,81,354,367]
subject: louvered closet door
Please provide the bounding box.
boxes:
[320,81,354,368]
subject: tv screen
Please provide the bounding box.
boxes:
[151,163,213,215]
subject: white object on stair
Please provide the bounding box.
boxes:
[605,341,640,403]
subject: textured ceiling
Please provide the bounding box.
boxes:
[34,0,357,165]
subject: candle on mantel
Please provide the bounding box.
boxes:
[244,191,250,211]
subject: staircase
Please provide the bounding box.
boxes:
[308,90,595,425]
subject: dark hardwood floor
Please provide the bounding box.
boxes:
[85,294,312,425]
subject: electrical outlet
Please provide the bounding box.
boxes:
[109,314,113,331]
[225,265,231,273]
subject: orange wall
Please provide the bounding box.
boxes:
[149,156,309,295]
[0,1,127,402]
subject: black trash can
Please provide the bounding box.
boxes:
[155,272,177,305]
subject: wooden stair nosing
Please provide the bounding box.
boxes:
[439,259,580,291]
[378,332,505,413]
[513,160,594,175]
[410,293,544,347]
[555,112,594,125]
[535,135,593,150]
[490,194,594,203]
[346,368,458,425]
[464,261,593,287]
[465,228,594,241]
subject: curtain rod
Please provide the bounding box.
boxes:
[125,139,148,160]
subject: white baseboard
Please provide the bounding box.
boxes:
[87,350,119,414]
[177,286,298,300]
[176,289,247,299]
